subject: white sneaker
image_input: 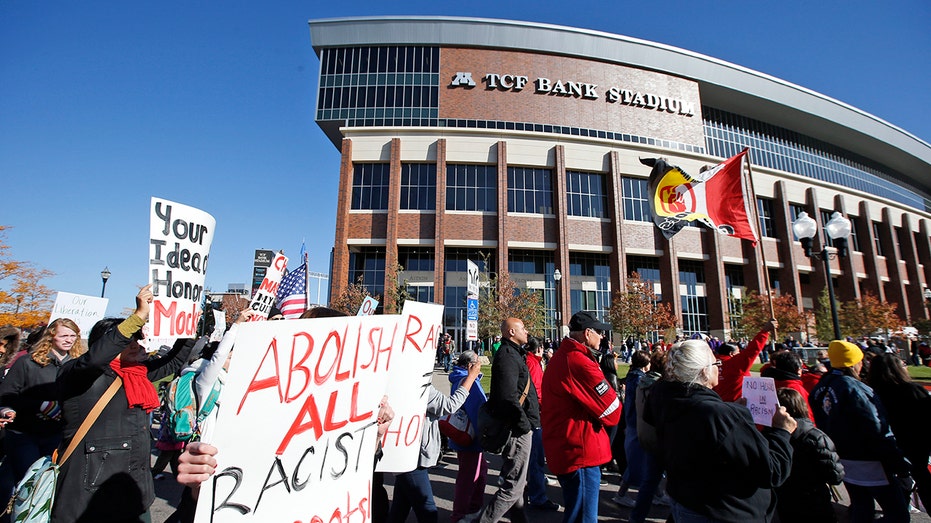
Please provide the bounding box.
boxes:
[611,494,636,508]
[653,493,672,506]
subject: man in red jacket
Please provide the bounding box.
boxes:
[542,311,622,523]
[713,319,777,402]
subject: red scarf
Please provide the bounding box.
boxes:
[109,358,160,412]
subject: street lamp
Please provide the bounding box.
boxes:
[792,211,852,340]
[553,268,563,339]
[100,267,111,298]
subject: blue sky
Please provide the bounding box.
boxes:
[2,0,929,315]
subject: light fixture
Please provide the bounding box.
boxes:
[100,267,111,298]
[553,269,562,282]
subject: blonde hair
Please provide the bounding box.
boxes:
[31,318,86,366]
[666,339,715,387]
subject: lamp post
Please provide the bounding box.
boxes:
[100,267,111,298]
[553,268,563,339]
[792,211,852,341]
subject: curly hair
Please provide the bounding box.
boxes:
[31,318,86,366]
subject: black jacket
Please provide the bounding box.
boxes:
[644,380,793,521]
[775,418,844,522]
[52,327,194,523]
[0,355,67,436]
[486,338,540,436]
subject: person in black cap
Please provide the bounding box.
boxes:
[541,311,622,523]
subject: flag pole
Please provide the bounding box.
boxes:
[742,149,779,344]
[304,251,310,311]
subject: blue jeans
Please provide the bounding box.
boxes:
[4,431,62,484]
[557,466,600,523]
[388,467,437,523]
[845,481,910,523]
[630,451,663,523]
[525,428,548,504]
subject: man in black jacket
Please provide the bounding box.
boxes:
[477,317,540,523]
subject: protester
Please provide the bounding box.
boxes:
[542,311,621,523]
[52,285,196,523]
[643,338,796,521]
[629,349,671,521]
[0,326,21,375]
[389,361,481,523]
[477,318,539,523]
[774,387,844,522]
[613,350,650,510]
[760,349,812,419]
[447,351,489,523]
[0,318,85,486]
[524,337,559,511]
[810,340,911,523]
[713,319,777,401]
[868,353,931,511]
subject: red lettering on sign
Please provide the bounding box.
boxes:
[277,381,372,455]
[237,338,283,414]
[277,393,323,454]
[286,332,314,402]
[315,327,348,386]
[380,414,422,448]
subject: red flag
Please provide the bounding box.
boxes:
[642,149,757,245]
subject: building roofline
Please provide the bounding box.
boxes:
[308,16,931,191]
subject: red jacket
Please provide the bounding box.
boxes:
[541,337,621,475]
[713,330,769,402]
[526,352,544,406]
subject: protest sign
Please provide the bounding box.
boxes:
[742,376,778,427]
[375,300,444,473]
[356,296,378,316]
[196,314,402,523]
[48,292,108,335]
[210,309,227,342]
[248,252,288,320]
[148,197,215,348]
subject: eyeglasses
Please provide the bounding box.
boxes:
[589,329,605,338]
[709,360,723,368]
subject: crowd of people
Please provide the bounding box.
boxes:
[1,292,930,523]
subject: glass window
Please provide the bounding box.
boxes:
[622,177,651,222]
[679,260,708,334]
[566,171,608,218]
[626,256,662,300]
[873,222,885,256]
[348,247,386,299]
[398,247,435,272]
[400,163,436,210]
[351,163,390,210]
[446,164,497,212]
[507,167,553,214]
[757,198,775,238]
[568,252,611,327]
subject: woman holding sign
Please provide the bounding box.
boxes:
[642,338,797,522]
[52,285,197,523]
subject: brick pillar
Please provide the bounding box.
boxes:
[553,145,570,325]
[383,138,402,313]
[434,139,447,306]
[496,141,509,282]
[330,138,354,301]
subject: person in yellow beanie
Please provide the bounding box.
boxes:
[810,340,911,522]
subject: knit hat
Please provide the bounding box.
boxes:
[828,340,864,368]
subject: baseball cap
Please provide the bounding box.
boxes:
[568,311,611,333]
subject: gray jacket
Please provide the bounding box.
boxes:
[419,384,469,467]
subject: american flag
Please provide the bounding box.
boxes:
[276,264,307,319]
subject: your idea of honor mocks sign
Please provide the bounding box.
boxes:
[148,197,215,348]
[196,301,443,523]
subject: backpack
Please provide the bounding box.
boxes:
[165,372,222,442]
[8,456,56,522]
[438,408,474,447]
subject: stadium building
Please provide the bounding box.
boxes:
[308,16,931,342]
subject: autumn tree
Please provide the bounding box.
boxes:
[384,262,412,314]
[608,271,677,341]
[0,226,55,328]
[219,294,249,321]
[738,291,809,337]
[814,288,835,343]
[330,275,381,316]
[477,266,546,339]
[839,292,901,338]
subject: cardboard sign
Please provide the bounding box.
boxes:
[248,252,288,320]
[148,197,215,348]
[742,377,778,427]
[356,296,379,316]
[196,314,400,523]
[48,292,109,336]
[375,300,444,473]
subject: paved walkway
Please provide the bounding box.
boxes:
[149,366,931,522]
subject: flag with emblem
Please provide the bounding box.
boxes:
[275,264,307,319]
[642,149,757,245]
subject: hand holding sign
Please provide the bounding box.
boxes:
[771,406,797,434]
[134,284,154,321]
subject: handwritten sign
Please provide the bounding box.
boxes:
[148,197,215,348]
[48,292,109,336]
[248,252,288,320]
[196,314,400,523]
[742,377,778,427]
[356,296,379,316]
[375,300,444,473]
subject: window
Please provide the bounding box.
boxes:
[406,285,435,304]
[622,177,651,222]
[569,253,611,330]
[566,171,608,218]
[444,248,495,274]
[626,255,662,300]
[848,216,861,252]
[789,204,806,226]
[757,198,775,238]
[398,247,435,272]
[725,265,745,335]
[351,163,390,210]
[508,167,553,214]
[348,247,386,299]
[446,164,497,212]
[873,222,884,256]
[679,260,708,334]
[400,164,436,210]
